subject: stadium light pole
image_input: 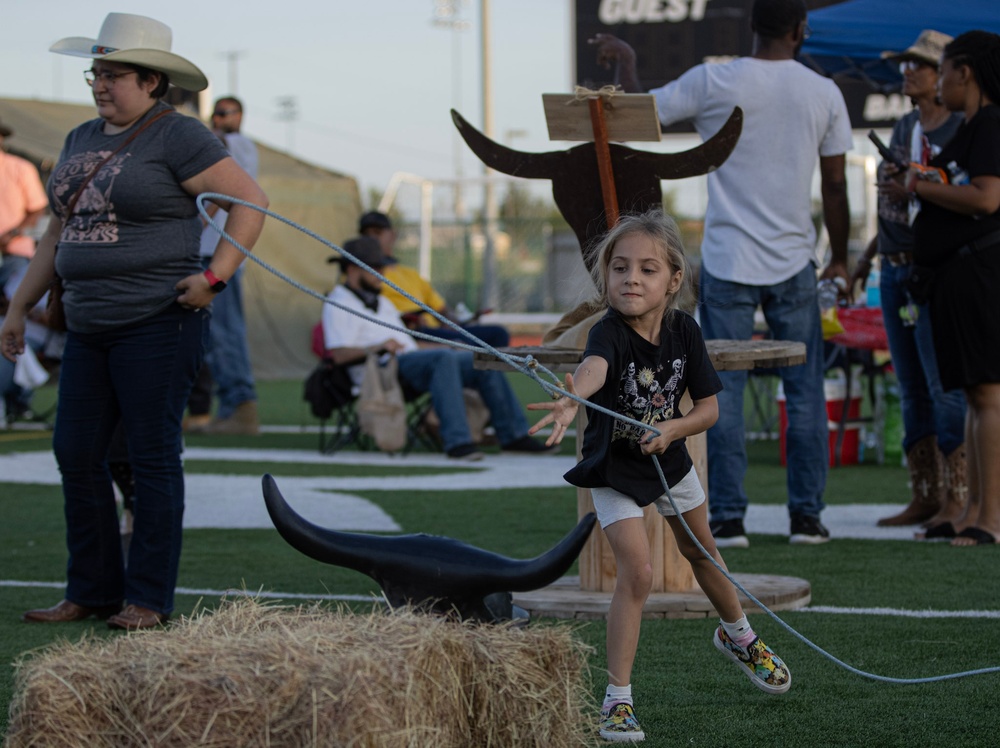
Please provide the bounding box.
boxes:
[479,0,500,311]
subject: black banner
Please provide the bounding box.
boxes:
[573,0,901,130]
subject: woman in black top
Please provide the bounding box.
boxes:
[911,30,1000,546]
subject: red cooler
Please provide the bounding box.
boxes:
[776,376,862,467]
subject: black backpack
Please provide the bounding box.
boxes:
[303,359,355,419]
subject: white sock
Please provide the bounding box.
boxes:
[722,616,756,648]
[604,683,633,708]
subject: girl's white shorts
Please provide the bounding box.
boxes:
[590,467,705,529]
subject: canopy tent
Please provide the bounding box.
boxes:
[0,97,361,380]
[801,0,1000,87]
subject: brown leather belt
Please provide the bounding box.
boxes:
[884,252,912,266]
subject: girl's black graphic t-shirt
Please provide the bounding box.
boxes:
[565,309,722,506]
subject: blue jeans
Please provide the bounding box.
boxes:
[397,349,529,451]
[202,260,256,419]
[880,261,966,455]
[53,304,207,615]
[700,264,828,522]
[0,333,42,414]
[0,254,30,291]
[416,324,510,350]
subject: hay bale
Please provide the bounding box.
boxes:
[5,598,597,747]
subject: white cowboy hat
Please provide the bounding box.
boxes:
[49,13,208,91]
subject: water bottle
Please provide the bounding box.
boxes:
[816,278,843,311]
[454,301,474,323]
[883,377,904,467]
[866,266,881,308]
[946,161,970,186]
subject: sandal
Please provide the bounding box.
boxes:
[916,522,956,541]
[952,527,997,547]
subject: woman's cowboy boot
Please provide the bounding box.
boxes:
[878,434,943,526]
[924,443,968,527]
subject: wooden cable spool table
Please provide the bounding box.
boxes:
[475,339,811,619]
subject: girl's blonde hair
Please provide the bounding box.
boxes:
[586,208,694,314]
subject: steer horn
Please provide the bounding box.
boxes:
[451,106,743,265]
[262,474,596,622]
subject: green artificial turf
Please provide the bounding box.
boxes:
[2,379,998,746]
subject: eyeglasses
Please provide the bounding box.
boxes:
[84,68,138,87]
[899,60,935,74]
[212,108,240,117]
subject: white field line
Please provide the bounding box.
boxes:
[4,580,998,618]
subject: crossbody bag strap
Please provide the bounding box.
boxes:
[63,107,175,219]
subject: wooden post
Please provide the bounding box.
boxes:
[541,91,661,236]
[587,97,619,228]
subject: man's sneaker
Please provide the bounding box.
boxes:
[710,518,749,549]
[789,513,831,545]
[599,702,645,743]
[501,435,560,454]
[713,626,791,695]
[446,443,485,461]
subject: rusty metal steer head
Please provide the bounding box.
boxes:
[262,474,596,623]
[451,107,742,267]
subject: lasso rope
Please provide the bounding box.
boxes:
[200,194,1000,684]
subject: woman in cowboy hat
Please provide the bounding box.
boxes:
[0,13,268,630]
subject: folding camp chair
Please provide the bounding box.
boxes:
[303,358,363,454]
[304,356,440,455]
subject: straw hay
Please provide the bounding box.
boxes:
[5,597,598,747]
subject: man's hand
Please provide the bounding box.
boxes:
[588,33,636,69]
[380,339,408,355]
[587,33,641,92]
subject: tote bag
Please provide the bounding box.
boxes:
[357,353,407,453]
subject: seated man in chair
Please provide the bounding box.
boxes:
[322,237,554,461]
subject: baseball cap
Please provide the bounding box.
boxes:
[358,211,392,232]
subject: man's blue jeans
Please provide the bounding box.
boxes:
[397,349,529,451]
[416,324,510,350]
[53,304,207,615]
[880,261,966,455]
[202,260,256,419]
[700,264,828,522]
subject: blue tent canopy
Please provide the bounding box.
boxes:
[801,0,1000,87]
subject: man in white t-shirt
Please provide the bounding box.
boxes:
[323,237,556,461]
[591,0,852,546]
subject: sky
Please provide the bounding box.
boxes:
[2,0,583,216]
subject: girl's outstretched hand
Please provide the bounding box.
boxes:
[527,373,581,446]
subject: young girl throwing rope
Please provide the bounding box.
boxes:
[528,210,790,743]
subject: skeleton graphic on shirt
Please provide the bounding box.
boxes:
[614,356,687,444]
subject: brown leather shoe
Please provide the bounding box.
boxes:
[106,604,168,631]
[22,599,122,623]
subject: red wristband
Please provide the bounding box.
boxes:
[203,269,227,293]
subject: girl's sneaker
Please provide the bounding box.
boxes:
[599,702,645,742]
[713,626,791,694]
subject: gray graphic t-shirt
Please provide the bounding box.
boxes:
[50,103,228,332]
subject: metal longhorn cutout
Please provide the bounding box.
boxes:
[451,105,742,267]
